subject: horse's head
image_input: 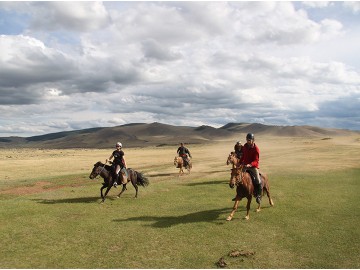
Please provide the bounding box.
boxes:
[174,156,181,166]
[229,166,243,189]
[226,152,234,165]
[89,161,104,179]
[227,152,240,167]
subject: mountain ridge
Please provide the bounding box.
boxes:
[0,122,358,149]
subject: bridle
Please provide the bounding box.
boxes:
[230,165,244,187]
[92,163,107,179]
[227,153,240,168]
[236,165,245,185]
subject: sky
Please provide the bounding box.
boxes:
[0,1,360,137]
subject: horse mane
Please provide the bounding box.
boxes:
[95,161,103,166]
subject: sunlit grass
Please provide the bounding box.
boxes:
[0,137,359,268]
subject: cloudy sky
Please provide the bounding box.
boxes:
[1,1,360,137]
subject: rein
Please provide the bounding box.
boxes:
[234,166,245,186]
[95,163,107,179]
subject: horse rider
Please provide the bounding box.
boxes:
[177,142,192,167]
[106,142,128,188]
[240,133,262,204]
[234,141,243,159]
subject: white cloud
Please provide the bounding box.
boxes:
[0,1,359,136]
[343,1,360,14]
[302,2,331,9]
[27,2,110,32]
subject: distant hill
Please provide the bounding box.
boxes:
[220,123,357,137]
[0,122,358,149]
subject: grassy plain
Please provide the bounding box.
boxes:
[0,135,359,268]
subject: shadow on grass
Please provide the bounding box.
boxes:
[113,207,230,228]
[185,179,227,186]
[32,196,106,204]
[148,173,174,177]
[208,169,230,174]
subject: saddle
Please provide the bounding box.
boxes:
[245,169,262,186]
[113,167,129,185]
[119,168,129,184]
[245,170,263,198]
[180,156,189,167]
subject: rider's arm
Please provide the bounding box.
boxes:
[247,146,259,168]
[106,154,114,163]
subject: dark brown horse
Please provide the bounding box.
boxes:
[174,156,192,176]
[89,161,149,203]
[227,165,274,221]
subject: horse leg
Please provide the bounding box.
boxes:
[256,200,261,212]
[100,185,106,203]
[117,184,127,198]
[226,197,241,221]
[245,196,252,220]
[102,185,112,203]
[132,180,138,198]
[179,166,183,176]
[264,184,274,206]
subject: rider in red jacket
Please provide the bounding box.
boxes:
[240,133,262,203]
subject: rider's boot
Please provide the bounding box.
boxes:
[113,174,119,188]
[255,184,262,204]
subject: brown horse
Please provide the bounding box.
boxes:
[226,151,241,168]
[227,166,274,221]
[89,161,149,203]
[174,156,192,176]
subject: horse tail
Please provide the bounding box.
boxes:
[136,171,149,187]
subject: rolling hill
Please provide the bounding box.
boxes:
[0,122,358,149]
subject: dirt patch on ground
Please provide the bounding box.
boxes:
[0,181,85,195]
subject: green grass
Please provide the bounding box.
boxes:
[1,168,360,268]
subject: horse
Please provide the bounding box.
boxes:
[226,165,274,221]
[174,156,192,176]
[89,161,149,203]
[226,151,241,168]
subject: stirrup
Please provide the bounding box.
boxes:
[256,196,261,204]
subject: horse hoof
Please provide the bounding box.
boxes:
[116,196,120,198]
[226,216,232,221]
[256,208,261,212]
[245,216,250,220]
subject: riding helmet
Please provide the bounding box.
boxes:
[246,133,255,140]
[116,142,122,147]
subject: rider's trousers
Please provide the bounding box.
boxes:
[246,167,261,185]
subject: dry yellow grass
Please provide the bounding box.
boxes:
[1,134,360,268]
[1,134,359,184]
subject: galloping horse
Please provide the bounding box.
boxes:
[89,161,149,203]
[174,156,192,176]
[227,165,274,221]
[226,151,241,168]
